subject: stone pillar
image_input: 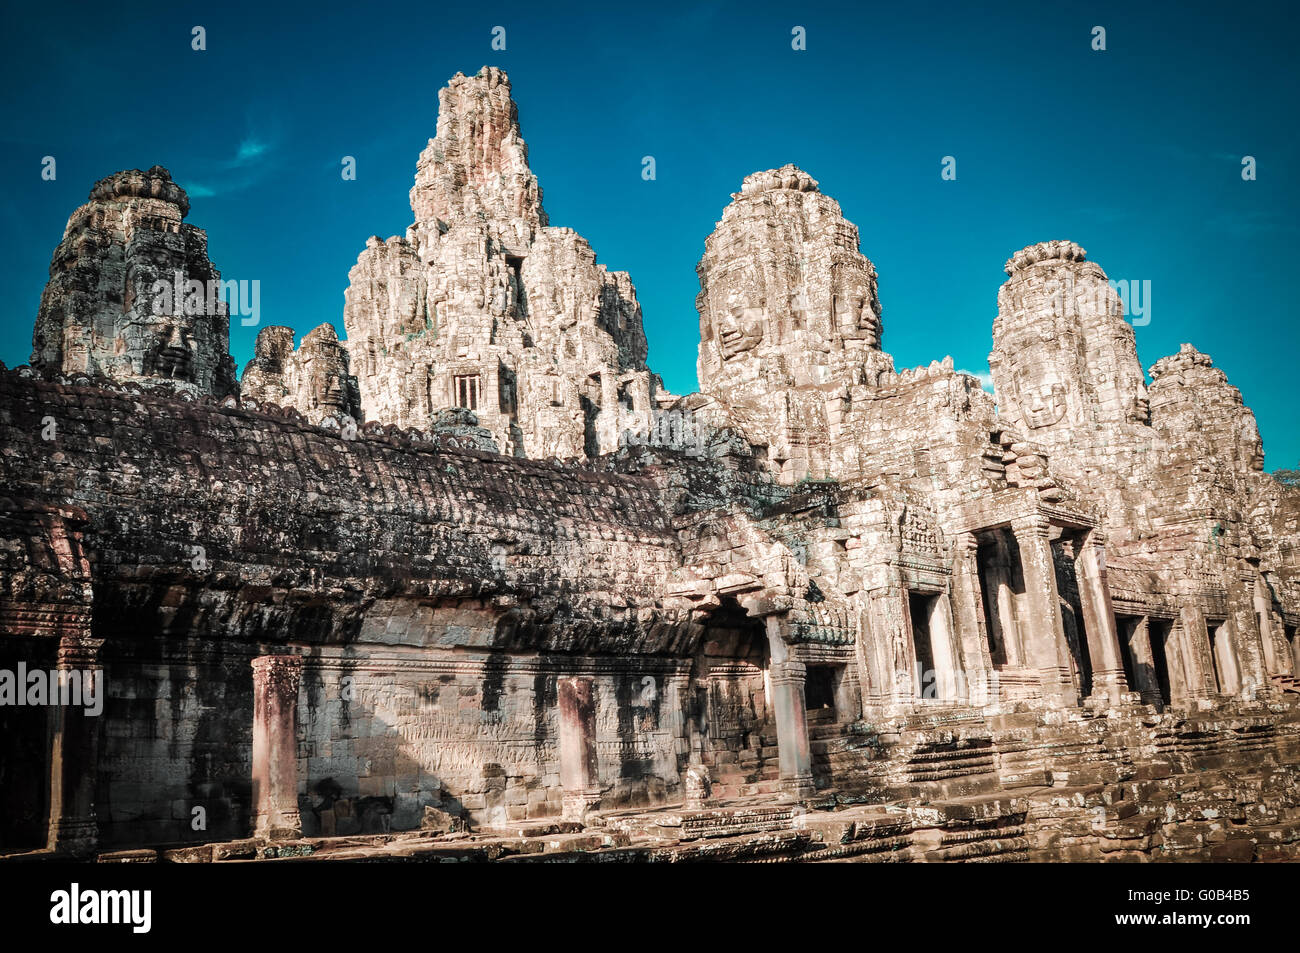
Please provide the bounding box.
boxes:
[1074,531,1129,705]
[951,533,997,705]
[1253,576,1279,676]
[854,605,886,711]
[1125,616,1162,706]
[1229,572,1266,698]
[982,533,1025,667]
[1011,516,1077,706]
[46,636,104,856]
[765,616,814,798]
[769,662,814,798]
[557,676,600,822]
[1178,604,1214,700]
[864,584,917,707]
[928,594,962,702]
[251,655,304,839]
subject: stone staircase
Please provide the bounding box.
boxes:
[1154,713,1279,770]
[1271,673,1300,695]
[811,726,885,799]
[880,713,1003,798]
[992,715,1117,787]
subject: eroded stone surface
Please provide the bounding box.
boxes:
[4,67,1300,863]
[30,166,237,398]
[240,324,362,424]
[341,67,661,460]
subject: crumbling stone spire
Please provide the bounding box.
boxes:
[340,67,659,459]
[409,66,548,256]
[30,165,237,398]
[240,324,362,424]
[1149,343,1265,473]
[694,164,893,480]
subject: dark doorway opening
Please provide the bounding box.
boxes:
[1149,619,1174,707]
[1115,616,1139,691]
[908,592,938,699]
[0,638,52,852]
[1207,619,1227,693]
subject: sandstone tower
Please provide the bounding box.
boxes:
[990,240,1150,448]
[696,165,895,482]
[340,67,661,458]
[239,324,362,425]
[30,166,237,398]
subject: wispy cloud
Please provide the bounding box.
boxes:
[231,137,270,166]
[179,120,283,200]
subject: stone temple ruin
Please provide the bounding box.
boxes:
[3,66,1300,863]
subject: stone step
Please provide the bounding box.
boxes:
[606,805,801,842]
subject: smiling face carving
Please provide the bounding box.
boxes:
[143,319,196,382]
[717,296,765,359]
[833,265,881,347]
[1013,366,1068,429]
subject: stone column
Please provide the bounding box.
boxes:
[251,655,304,839]
[1228,572,1265,698]
[982,533,1025,667]
[46,636,104,856]
[1253,576,1279,676]
[864,584,917,707]
[950,533,996,705]
[1011,516,1076,706]
[557,676,600,821]
[854,605,887,712]
[765,616,813,798]
[928,594,962,702]
[1178,604,1214,700]
[1074,531,1129,705]
[1125,616,1162,706]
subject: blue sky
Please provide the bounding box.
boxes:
[2,1,1296,467]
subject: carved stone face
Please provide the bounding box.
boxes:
[1129,380,1151,424]
[1013,366,1067,429]
[143,320,195,382]
[1241,416,1265,471]
[302,348,350,413]
[717,296,764,359]
[832,267,881,346]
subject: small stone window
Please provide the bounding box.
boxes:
[453,373,480,411]
[805,665,837,713]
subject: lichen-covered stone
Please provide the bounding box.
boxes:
[30,165,237,398]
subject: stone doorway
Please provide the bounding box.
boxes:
[975,529,1024,668]
[1149,619,1176,706]
[804,664,838,716]
[1206,619,1240,695]
[694,598,775,791]
[0,637,53,852]
[905,590,961,701]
